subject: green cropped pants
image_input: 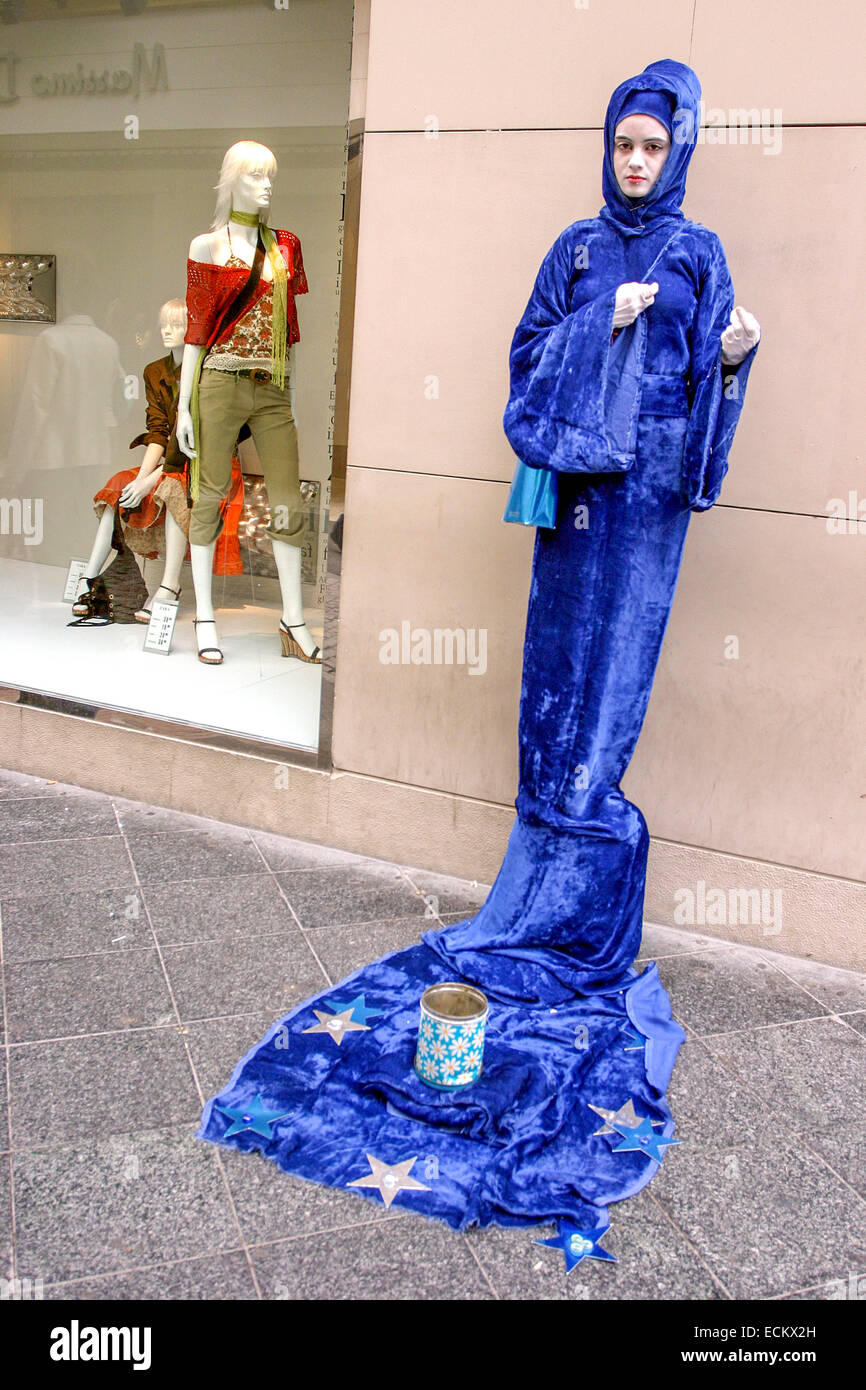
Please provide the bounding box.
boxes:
[190,369,305,548]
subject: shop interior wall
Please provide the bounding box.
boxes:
[0,0,353,568]
[332,3,865,920]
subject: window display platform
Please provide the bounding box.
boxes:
[0,558,322,752]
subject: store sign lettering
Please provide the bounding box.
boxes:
[0,42,168,105]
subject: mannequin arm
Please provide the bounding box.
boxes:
[177,232,217,457]
[177,341,202,457]
[119,443,166,507]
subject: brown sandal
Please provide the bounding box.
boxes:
[193,618,223,665]
[135,585,181,625]
[279,620,322,663]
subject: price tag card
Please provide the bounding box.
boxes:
[143,599,179,656]
[63,558,89,603]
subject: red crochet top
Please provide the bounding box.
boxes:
[185,228,308,352]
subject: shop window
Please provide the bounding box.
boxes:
[0,0,358,761]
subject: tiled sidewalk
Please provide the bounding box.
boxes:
[0,766,864,1301]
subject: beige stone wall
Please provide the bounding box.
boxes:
[332,0,866,963]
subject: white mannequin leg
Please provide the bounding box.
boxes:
[135,509,189,621]
[83,505,117,579]
[158,509,187,596]
[190,539,220,658]
[272,538,318,657]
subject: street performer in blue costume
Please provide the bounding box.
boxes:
[434,58,760,998]
[198,60,760,1248]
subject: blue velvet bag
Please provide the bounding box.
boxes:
[502,458,558,529]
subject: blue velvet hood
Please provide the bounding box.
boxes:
[601,59,702,235]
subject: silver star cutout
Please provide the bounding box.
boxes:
[302,1007,370,1046]
[588,1099,666,1137]
[347,1154,430,1208]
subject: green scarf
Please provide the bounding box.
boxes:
[230,209,288,388]
[189,210,288,503]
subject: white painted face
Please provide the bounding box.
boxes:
[613,115,671,199]
[232,164,274,214]
[159,312,186,349]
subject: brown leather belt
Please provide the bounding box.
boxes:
[236,367,272,383]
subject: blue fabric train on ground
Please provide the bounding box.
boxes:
[198,60,758,1257]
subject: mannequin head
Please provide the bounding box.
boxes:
[613,114,671,199]
[159,298,187,350]
[212,141,277,229]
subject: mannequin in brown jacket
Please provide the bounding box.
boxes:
[72,299,247,624]
[72,299,190,622]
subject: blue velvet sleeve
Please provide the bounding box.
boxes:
[683,233,758,511]
[503,233,626,475]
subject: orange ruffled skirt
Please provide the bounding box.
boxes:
[93,460,244,576]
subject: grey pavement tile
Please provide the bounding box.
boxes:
[252,828,373,873]
[0,769,75,799]
[805,1121,866,1203]
[161,931,326,1022]
[250,1211,494,1300]
[218,1145,399,1248]
[778,1275,866,1301]
[0,885,153,964]
[702,1016,866,1131]
[0,794,119,845]
[654,947,831,1036]
[648,1138,866,1300]
[113,797,235,837]
[438,911,473,926]
[43,1250,258,1301]
[464,1188,724,1300]
[7,1027,201,1149]
[4,948,175,1043]
[0,1154,11,1280]
[183,1012,279,1101]
[638,921,740,961]
[0,1057,7,1154]
[142,872,297,946]
[13,1124,241,1285]
[276,865,428,930]
[125,828,262,885]
[665,1036,789,1153]
[755,952,866,1017]
[839,1012,866,1040]
[310,916,428,984]
[400,868,490,918]
[0,836,134,901]
[0,772,116,804]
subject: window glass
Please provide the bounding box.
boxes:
[0,0,353,755]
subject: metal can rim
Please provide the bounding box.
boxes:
[419,981,488,1024]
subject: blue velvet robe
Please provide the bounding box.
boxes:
[198,61,757,1240]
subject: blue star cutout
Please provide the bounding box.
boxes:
[610,1116,681,1163]
[329,993,383,1026]
[536,1220,616,1273]
[621,1025,646,1051]
[216,1093,291,1139]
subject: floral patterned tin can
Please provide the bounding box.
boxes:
[414,982,489,1090]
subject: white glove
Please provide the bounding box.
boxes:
[612,281,658,328]
[720,306,761,365]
